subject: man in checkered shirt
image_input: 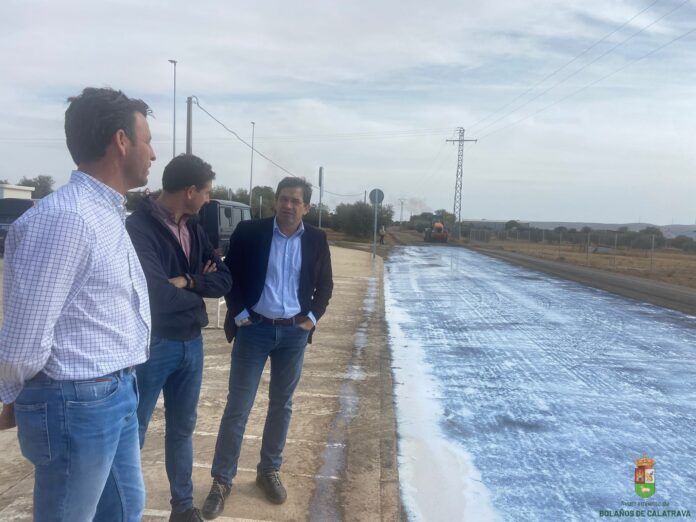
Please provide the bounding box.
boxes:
[0,87,155,521]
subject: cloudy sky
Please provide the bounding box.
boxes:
[2,0,695,224]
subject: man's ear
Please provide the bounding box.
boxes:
[186,185,197,199]
[113,129,129,157]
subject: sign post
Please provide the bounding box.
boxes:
[369,188,384,260]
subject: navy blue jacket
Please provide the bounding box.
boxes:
[126,197,232,341]
[223,217,333,343]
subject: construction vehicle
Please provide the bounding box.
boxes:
[424,221,448,243]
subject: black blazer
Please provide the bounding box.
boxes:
[223,217,333,343]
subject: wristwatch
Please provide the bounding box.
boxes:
[184,273,195,289]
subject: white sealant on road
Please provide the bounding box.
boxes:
[385,246,696,521]
[385,265,500,522]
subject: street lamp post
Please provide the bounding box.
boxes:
[168,59,177,158]
[249,121,255,209]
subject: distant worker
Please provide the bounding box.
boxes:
[126,154,232,522]
[0,87,155,521]
[202,177,333,519]
[379,224,386,245]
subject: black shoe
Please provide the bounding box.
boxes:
[201,479,232,520]
[169,507,204,522]
[256,469,287,504]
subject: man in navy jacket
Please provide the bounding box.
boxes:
[202,177,333,519]
[127,154,231,522]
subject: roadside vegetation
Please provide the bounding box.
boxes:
[397,215,696,289]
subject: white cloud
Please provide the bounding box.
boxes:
[1,0,695,223]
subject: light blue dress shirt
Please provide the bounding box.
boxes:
[0,171,151,403]
[235,218,316,325]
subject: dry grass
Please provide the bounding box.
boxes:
[482,240,696,289]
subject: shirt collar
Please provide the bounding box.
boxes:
[70,170,126,209]
[151,197,189,227]
[273,217,304,239]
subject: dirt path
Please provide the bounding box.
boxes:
[0,247,402,521]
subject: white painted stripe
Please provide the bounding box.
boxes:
[143,508,267,522]
[193,430,345,448]
[203,366,377,379]
[153,461,340,481]
[198,387,343,400]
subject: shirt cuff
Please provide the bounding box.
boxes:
[190,273,206,293]
[234,309,250,326]
[307,312,317,326]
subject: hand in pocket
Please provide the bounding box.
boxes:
[0,403,15,430]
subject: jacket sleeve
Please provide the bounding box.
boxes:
[223,222,248,318]
[190,225,232,299]
[309,231,333,321]
[126,220,203,313]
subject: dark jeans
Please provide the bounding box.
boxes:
[14,370,143,522]
[211,321,309,485]
[136,335,204,514]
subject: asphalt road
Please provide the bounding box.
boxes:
[386,245,696,521]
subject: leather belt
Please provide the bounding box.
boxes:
[255,314,297,326]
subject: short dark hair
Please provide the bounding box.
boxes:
[65,87,150,165]
[275,177,312,205]
[162,154,216,192]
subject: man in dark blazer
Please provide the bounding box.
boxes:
[202,177,333,519]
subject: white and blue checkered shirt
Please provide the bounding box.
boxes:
[0,171,151,403]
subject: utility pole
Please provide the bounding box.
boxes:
[364,190,367,204]
[168,59,177,158]
[398,198,406,228]
[446,127,477,240]
[249,122,255,208]
[185,96,193,154]
[318,167,324,228]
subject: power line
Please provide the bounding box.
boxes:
[323,189,364,198]
[474,0,690,137]
[191,97,298,177]
[469,0,662,132]
[479,23,696,140]
[0,128,458,146]
[251,129,457,143]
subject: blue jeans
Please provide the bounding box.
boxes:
[211,321,309,485]
[136,335,203,513]
[14,369,143,522]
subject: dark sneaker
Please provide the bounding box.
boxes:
[256,469,287,504]
[169,507,204,522]
[201,479,232,520]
